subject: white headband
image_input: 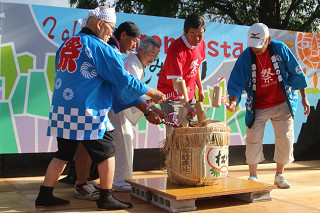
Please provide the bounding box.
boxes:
[78,7,116,28]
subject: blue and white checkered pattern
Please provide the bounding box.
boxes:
[47,105,114,140]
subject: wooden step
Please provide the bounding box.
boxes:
[126,176,276,212]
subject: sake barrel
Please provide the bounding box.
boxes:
[163,121,231,186]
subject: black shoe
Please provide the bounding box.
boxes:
[97,196,132,210]
[35,185,70,207]
[59,161,77,184]
[97,188,132,210]
[35,196,70,207]
[58,175,77,184]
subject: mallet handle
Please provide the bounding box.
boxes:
[146,90,183,104]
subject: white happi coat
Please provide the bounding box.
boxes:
[110,52,151,183]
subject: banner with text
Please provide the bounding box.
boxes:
[0,3,319,153]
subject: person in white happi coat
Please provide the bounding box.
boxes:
[110,36,164,191]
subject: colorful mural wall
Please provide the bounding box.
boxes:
[0,3,319,154]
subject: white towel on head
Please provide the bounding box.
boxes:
[78,7,116,28]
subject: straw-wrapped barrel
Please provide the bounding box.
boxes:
[162,121,231,186]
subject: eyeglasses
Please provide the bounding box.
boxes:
[103,20,115,32]
[147,53,159,61]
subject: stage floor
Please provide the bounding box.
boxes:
[0,160,319,212]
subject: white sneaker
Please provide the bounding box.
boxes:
[113,182,132,192]
[248,176,258,181]
[274,174,291,189]
[74,183,100,200]
[87,179,100,189]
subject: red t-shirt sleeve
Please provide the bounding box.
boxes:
[165,43,184,79]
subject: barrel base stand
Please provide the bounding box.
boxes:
[126,176,276,213]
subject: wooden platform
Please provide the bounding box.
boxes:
[127,176,276,212]
[0,160,320,212]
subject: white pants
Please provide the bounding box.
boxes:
[246,102,294,165]
[108,109,134,183]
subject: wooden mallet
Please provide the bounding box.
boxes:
[178,106,189,127]
[175,79,189,104]
[212,86,222,108]
[194,102,211,127]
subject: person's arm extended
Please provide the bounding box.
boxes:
[196,68,204,102]
[300,88,310,115]
[226,96,238,112]
[135,101,165,125]
[145,87,166,104]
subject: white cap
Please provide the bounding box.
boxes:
[78,7,116,28]
[247,23,269,48]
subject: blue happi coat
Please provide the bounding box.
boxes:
[47,29,148,140]
[227,40,308,127]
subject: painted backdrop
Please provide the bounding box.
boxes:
[0,3,319,154]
